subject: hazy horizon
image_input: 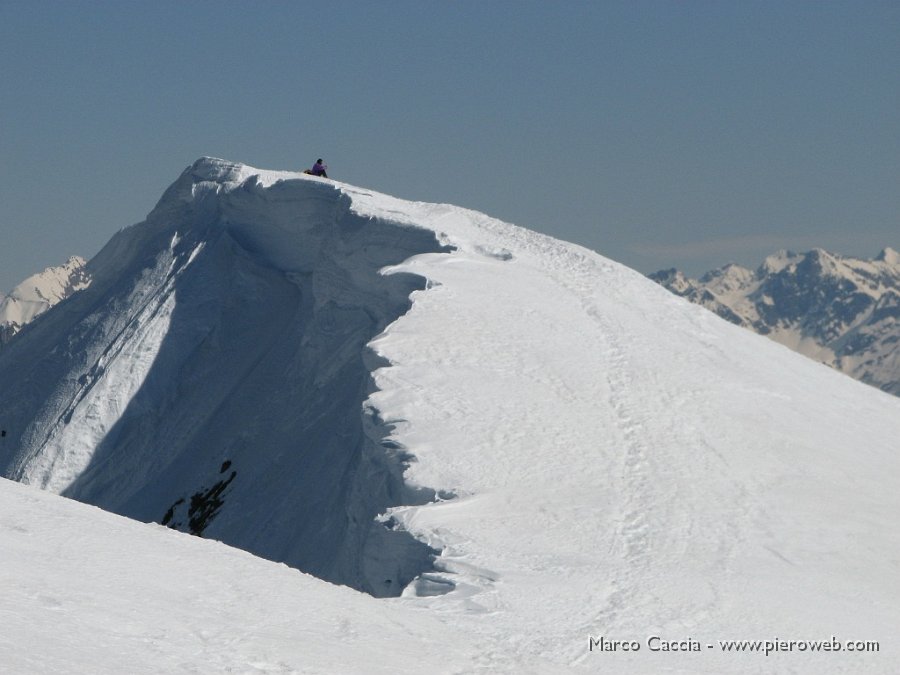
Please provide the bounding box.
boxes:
[2,2,897,291]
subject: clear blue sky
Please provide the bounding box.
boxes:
[1,1,897,292]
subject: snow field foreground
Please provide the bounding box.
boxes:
[0,476,495,674]
[2,159,899,673]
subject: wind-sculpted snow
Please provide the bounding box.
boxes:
[2,159,900,672]
[0,158,451,596]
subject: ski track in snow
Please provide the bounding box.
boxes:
[350,185,900,673]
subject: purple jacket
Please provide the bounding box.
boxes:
[311,161,327,176]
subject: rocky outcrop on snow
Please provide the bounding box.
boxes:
[650,247,900,396]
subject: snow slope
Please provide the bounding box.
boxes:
[2,159,900,673]
[0,476,499,674]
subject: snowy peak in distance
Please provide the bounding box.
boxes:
[650,247,900,396]
[877,246,900,264]
[0,255,90,345]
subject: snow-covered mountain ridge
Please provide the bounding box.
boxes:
[2,158,900,672]
[650,248,900,396]
[0,255,90,345]
[0,158,450,597]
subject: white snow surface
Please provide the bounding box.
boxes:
[2,158,900,673]
[0,476,487,674]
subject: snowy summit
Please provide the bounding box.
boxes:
[1,158,899,673]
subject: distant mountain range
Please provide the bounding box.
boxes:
[0,256,91,345]
[650,247,900,396]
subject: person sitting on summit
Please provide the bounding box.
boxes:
[308,159,328,178]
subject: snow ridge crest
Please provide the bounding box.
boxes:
[0,159,453,597]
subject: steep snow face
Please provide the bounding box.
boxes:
[651,247,900,396]
[0,158,449,597]
[0,255,90,345]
